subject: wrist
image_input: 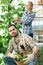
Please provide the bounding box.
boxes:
[29,54,34,60]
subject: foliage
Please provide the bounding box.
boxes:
[15,53,27,61]
[0,0,24,54]
[0,53,5,65]
[37,47,43,65]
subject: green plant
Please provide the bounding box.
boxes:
[0,0,24,54]
[37,47,43,65]
[15,54,27,61]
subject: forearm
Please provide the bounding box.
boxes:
[24,13,35,25]
[32,46,38,56]
[24,16,35,25]
[23,53,34,64]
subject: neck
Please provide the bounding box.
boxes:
[14,33,20,44]
[27,10,32,12]
[14,33,19,40]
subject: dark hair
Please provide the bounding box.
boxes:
[8,23,17,29]
[8,23,21,33]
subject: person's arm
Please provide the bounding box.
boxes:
[23,35,38,64]
[6,38,18,58]
[6,38,16,57]
[26,35,38,55]
[21,12,35,25]
[24,13,35,25]
[6,41,13,57]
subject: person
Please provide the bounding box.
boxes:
[21,1,35,38]
[4,23,38,65]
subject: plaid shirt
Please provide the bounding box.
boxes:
[7,34,36,56]
[21,11,35,34]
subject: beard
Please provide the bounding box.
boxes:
[14,32,18,37]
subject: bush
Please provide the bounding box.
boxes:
[0,0,24,54]
[37,47,43,65]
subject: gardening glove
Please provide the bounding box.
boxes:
[23,54,34,64]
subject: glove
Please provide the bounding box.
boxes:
[23,54,34,64]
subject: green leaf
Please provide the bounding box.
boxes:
[0,58,2,64]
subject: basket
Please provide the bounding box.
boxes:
[15,51,32,65]
[15,61,27,65]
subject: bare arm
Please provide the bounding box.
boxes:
[32,46,38,56]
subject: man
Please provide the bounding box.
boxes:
[21,1,35,38]
[4,24,38,65]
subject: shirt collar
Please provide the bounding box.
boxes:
[14,32,21,44]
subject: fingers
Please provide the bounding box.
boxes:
[23,59,29,64]
[23,58,29,64]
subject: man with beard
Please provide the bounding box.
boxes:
[4,23,38,65]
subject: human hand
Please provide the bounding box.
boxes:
[23,54,34,64]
